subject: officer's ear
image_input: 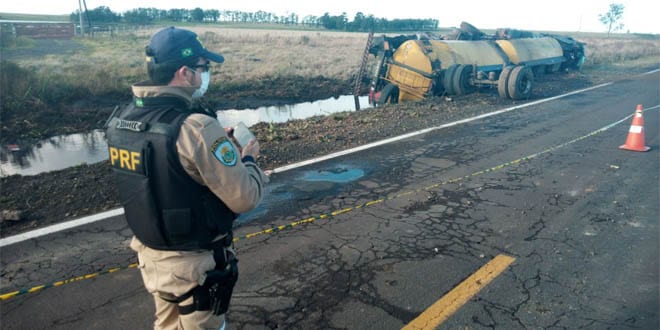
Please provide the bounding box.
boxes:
[176,65,193,79]
[170,66,194,86]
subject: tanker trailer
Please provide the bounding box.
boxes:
[495,37,565,98]
[369,36,566,104]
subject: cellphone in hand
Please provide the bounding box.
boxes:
[233,122,255,148]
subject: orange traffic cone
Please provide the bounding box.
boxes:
[620,104,650,152]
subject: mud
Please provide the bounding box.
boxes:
[0,63,656,238]
[0,75,351,145]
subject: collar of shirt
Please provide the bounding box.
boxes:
[131,81,195,107]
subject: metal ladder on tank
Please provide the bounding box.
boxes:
[353,31,374,110]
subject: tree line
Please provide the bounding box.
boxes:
[70,6,438,32]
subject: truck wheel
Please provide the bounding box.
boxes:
[452,64,476,95]
[442,64,458,95]
[378,83,399,105]
[507,65,534,100]
[497,66,514,98]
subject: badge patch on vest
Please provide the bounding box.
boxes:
[211,137,237,166]
[108,146,144,174]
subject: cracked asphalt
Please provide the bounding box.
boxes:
[1,72,658,329]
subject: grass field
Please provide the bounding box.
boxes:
[0,12,69,22]
[1,21,659,116]
[1,26,370,103]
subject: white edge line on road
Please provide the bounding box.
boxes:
[0,208,125,247]
[271,81,613,173]
[6,68,660,247]
[642,68,660,75]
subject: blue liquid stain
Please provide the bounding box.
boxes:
[301,167,365,183]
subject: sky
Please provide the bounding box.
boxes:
[2,0,659,34]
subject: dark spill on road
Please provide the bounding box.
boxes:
[236,165,365,224]
[300,166,365,183]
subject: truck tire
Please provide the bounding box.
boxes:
[442,64,459,95]
[497,66,514,98]
[378,83,399,105]
[452,64,476,95]
[507,65,534,100]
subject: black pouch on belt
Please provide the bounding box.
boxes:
[206,253,238,316]
[177,250,239,316]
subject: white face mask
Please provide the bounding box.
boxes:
[192,71,210,99]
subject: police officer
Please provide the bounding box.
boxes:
[106,27,268,330]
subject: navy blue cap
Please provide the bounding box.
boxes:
[145,27,224,65]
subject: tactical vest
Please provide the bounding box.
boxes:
[106,96,236,251]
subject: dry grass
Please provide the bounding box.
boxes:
[580,36,660,66]
[13,27,659,85]
[2,26,658,110]
[192,27,368,81]
[11,27,369,86]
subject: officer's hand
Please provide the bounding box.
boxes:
[241,139,260,159]
[224,127,234,138]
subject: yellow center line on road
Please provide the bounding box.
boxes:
[402,254,516,330]
[2,106,657,301]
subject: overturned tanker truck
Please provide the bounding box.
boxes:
[365,22,586,105]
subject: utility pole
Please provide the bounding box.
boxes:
[578,14,582,32]
[78,0,85,36]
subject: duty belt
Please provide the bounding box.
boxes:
[158,231,238,316]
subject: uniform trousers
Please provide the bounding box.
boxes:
[131,237,226,330]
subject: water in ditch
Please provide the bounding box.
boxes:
[1,95,371,176]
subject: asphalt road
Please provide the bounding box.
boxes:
[1,71,658,329]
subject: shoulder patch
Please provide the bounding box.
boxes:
[210,137,237,166]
